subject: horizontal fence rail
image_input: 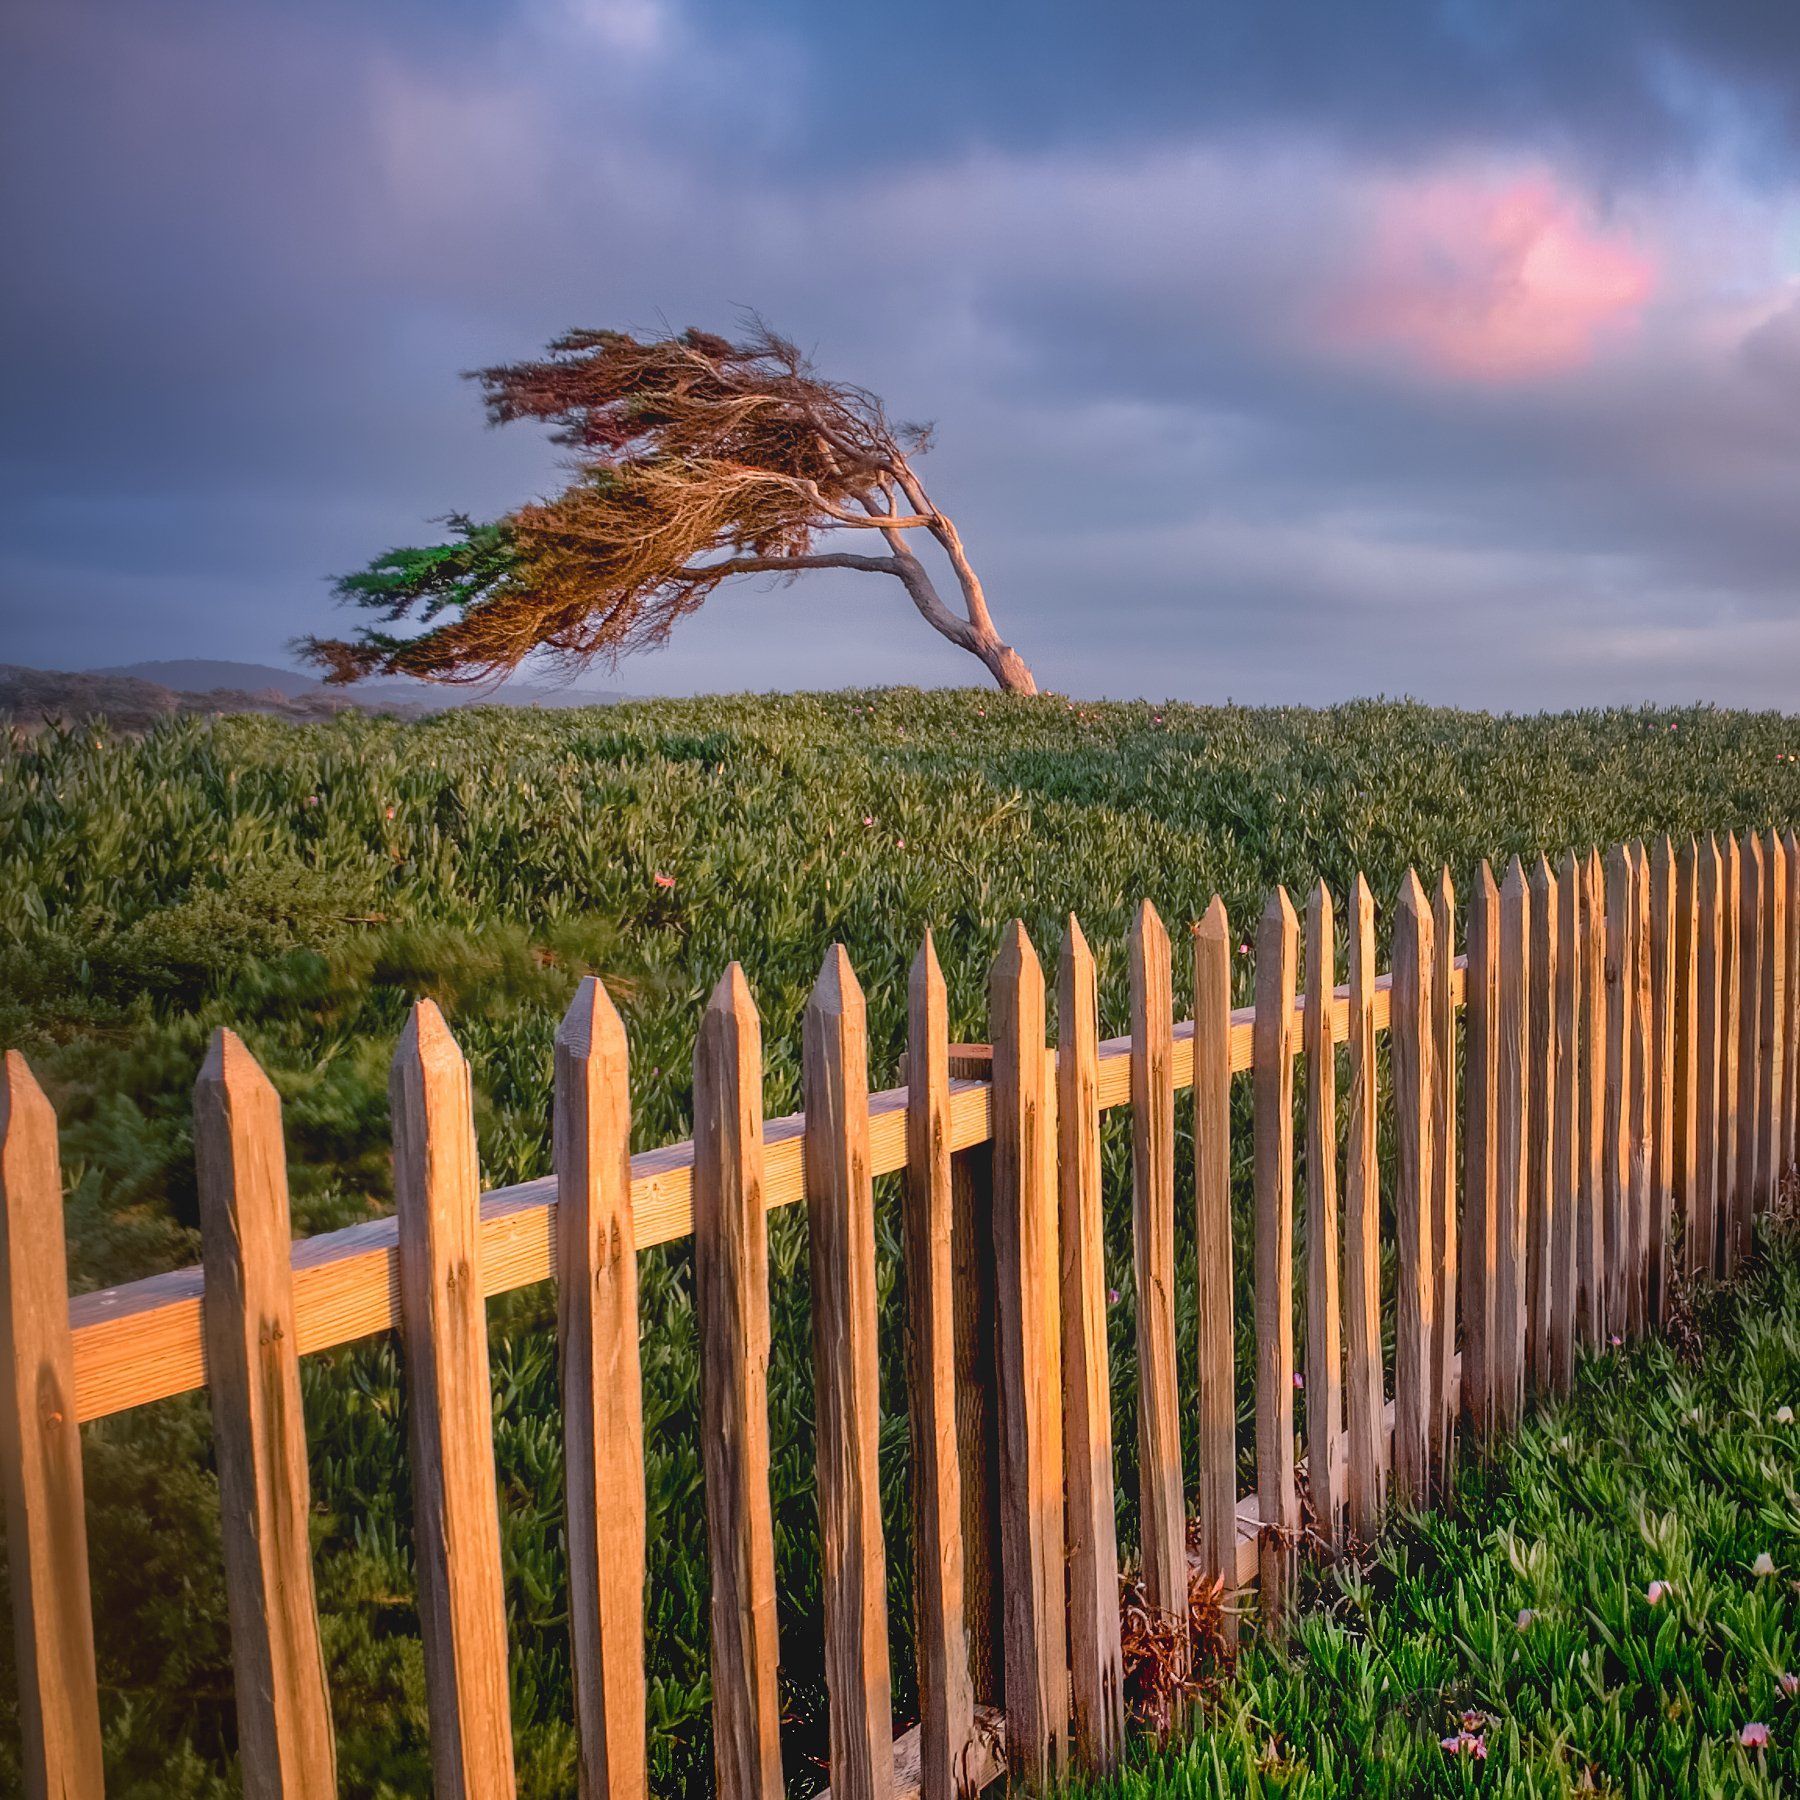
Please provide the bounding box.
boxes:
[65,973,1429,1424]
[6,832,1798,1800]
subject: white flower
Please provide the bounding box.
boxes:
[1752,1552,1777,1578]
[1776,1405,1794,1424]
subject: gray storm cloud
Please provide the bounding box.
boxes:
[2,0,1798,705]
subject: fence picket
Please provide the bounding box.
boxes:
[0,1052,104,1800]
[1738,834,1765,1265]
[1527,858,1558,1391]
[555,980,647,1800]
[194,1030,337,1799]
[1696,838,1727,1280]
[1647,842,1676,1327]
[1430,869,1458,1476]
[391,1001,517,1800]
[988,923,1068,1787]
[1627,845,1652,1337]
[1391,872,1436,1503]
[1495,860,1531,1427]
[1129,900,1186,1669]
[1057,919,1124,1775]
[804,950,894,1800]
[903,938,975,1800]
[1192,899,1239,1603]
[1552,853,1581,1391]
[1579,850,1608,1346]
[1760,829,1785,1217]
[1719,834,1742,1276]
[1254,889,1299,1629]
[1460,864,1498,1438]
[1303,882,1343,1547]
[1672,842,1700,1290]
[1603,848,1633,1338]
[694,967,785,1800]
[1344,876,1386,1533]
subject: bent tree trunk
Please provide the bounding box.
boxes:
[879,506,1039,695]
[976,636,1037,697]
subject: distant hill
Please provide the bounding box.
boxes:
[1,664,424,732]
[90,659,631,710]
[91,659,321,698]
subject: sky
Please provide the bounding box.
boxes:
[2,0,1799,708]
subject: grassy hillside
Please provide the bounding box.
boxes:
[3,690,1799,1796]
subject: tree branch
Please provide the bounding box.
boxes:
[890,456,1002,638]
[702,552,907,579]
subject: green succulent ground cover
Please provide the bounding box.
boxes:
[2,690,1799,1796]
[1079,1223,1800,1798]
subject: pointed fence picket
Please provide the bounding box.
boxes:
[555,979,647,1800]
[193,1031,336,1799]
[1128,901,1185,1707]
[1342,876,1387,1532]
[1190,900,1240,1604]
[1303,884,1343,1547]
[0,1052,104,1800]
[1390,874,1435,1506]
[1056,919,1124,1776]
[902,936,977,1800]
[9,831,1799,1800]
[694,967,785,1800]
[987,923,1068,1789]
[1252,889,1299,1634]
[392,1001,517,1800]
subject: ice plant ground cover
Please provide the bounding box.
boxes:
[1082,1219,1800,1797]
[4,691,1800,1794]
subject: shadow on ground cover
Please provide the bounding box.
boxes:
[1082,1223,1800,1798]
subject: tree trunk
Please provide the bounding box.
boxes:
[976,636,1038,696]
[878,529,1040,696]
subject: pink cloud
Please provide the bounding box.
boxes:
[1332,166,1658,381]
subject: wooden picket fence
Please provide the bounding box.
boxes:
[3,831,1796,1800]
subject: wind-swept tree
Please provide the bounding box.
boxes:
[305,323,1038,693]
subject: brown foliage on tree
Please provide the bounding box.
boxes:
[305,323,1038,693]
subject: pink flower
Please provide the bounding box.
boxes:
[653,873,676,889]
[385,806,396,820]
[1516,1608,1535,1629]
[1107,1288,1121,1306]
[1239,941,1251,955]
[1647,1580,1671,1605]
[1441,1731,1488,1758]
[1740,1722,1770,1748]
[1778,1671,1798,1698]
[896,838,905,849]
[1293,1371,1305,1389]
[304,794,320,807]
[862,815,874,827]
[1610,1333,1624,1348]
